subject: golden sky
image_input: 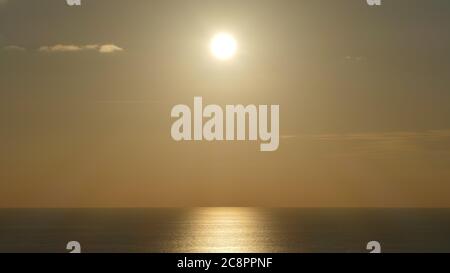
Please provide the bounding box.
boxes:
[1,0,450,207]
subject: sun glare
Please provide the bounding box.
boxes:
[210,32,237,61]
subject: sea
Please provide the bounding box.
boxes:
[0,208,449,253]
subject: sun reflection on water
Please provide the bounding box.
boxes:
[167,208,275,253]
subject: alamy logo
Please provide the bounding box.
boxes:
[66,241,81,253]
[171,97,280,152]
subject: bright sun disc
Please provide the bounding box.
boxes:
[210,33,237,60]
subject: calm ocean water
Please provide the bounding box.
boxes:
[0,208,449,253]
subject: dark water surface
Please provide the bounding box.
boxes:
[0,208,449,253]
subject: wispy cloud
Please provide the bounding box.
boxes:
[316,130,450,142]
[283,130,450,142]
[95,100,161,104]
[3,45,26,52]
[344,55,366,62]
[282,130,450,156]
[38,44,124,54]
[98,44,123,54]
[39,44,83,52]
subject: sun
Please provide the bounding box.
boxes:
[210,32,237,61]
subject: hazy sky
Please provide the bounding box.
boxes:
[1,0,450,207]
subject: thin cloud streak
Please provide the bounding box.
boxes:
[95,100,162,104]
[38,44,124,54]
[282,130,450,156]
[2,45,26,52]
[283,130,450,142]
